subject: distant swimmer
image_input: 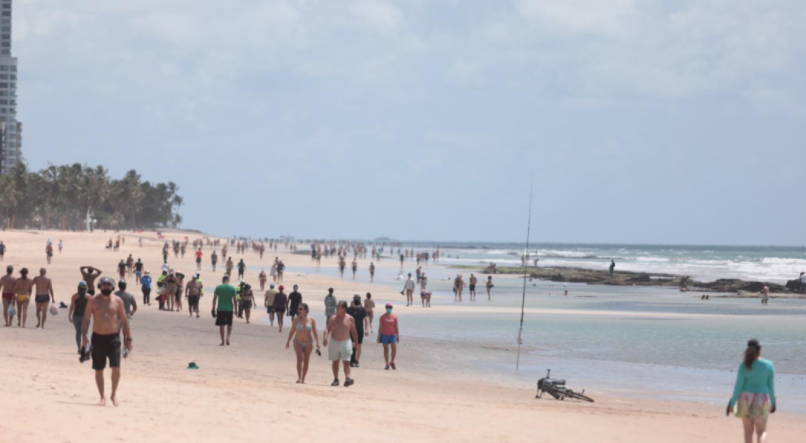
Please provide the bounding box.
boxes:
[761,286,770,305]
[32,268,55,329]
[609,260,616,277]
[80,276,133,407]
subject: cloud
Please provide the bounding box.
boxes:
[350,0,404,33]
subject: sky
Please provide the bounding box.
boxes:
[12,0,806,245]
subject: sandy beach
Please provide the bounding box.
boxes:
[0,230,803,443]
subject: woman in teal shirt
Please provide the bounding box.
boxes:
[727,339,776,442]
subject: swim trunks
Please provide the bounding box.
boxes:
[215,311,233,326]
[469,284,476,291]
[188,295,200,308]
[35,294,50,304]
[328,339,352,361]
[91,333,121,370]
[1,292,12,301]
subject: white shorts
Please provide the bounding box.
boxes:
[328,339,352,362]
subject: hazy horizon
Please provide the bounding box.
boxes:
[15,1,806,245]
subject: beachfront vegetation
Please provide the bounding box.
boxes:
[0,162,183,230]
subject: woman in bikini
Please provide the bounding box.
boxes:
[285,303,320,384]
[14,268,33,328]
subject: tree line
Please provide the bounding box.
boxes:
[0,162,183,231]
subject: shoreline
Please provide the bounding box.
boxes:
[450,264,806,297]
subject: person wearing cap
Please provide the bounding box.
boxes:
[377,303,400,370]
[212,275,238,346]
[1,265,16,327]
[323,301,358,387]
[273,285,288,332]
[68,281,90,353]
[288,285,302,320]
[727,339,776,441]
[141,271,152,306]
[185,273,203,318]
[264,283,278,326]
[81,276,133,407]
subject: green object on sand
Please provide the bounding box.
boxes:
[187,362,199,370]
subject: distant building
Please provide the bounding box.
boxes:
[0,0,21,173]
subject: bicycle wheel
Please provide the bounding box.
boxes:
[564,390,594,403]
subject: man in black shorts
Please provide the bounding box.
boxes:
[346,295,369,368]
[80,277,133,407]
[212,275,237,346]
[288,284,302,320]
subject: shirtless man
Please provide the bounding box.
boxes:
[185,273,202,318]
[81,277,133,407]
[761,285,771,305]
[46,243,54,264]
[32,268,55,328]
[1,265,16,326]
[15,268,34,327]
[80,266,103,295]
[323,301,358,387]
[469,274,478,301]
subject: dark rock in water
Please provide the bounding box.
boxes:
[627,274,651,283]
[785,279,801,291]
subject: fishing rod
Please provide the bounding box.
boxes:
[516,177,534,372]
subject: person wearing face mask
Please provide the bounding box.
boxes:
[80,277,133,407]
[68,281,90,353]
[377,303,400,370]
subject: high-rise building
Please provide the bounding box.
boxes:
[0,0,21,173]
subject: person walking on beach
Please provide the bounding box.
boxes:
[237,259,246,280]
[761,286,770,305]
[141,271,152,306]
[324,288,337,323]
[240,283,255,324]
[420,272,428,292]
[211,250,218,272]
[68,281,90,353]
[402,273,415,306]
[212,275,237,346]
[454,275,464,302]
[0,241,5,261]
[323,301,358,387]
[347,295,369,368]
[258,270,267,291]
[225,257,234,278]
[288,285,302,321]
[133,259,143,285]
[285,303,320,384]
[273,285,288,332]
[277,260,286,284]
[80,277,133,407]
[80,266,102,295]
[45,243,54,264]
[114,281,137,321]
[364,293,375,333]
[469,274,478,301]
[486,276,494,301]
[264,283,277,326]
[194,248,203,272]
[377,303,400,370]
[186,273,202,318]
[727,339,776,442]
[14,268,33,327]
[32,268,55,328]
[369,262,375,282]
[1,265,16,326]
[59,240,63,254]
[609,260,616,277]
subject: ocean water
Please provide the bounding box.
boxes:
[286,259,806,412]
[378,242,806,284]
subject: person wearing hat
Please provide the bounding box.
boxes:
[68,281,90,353]
[377,303,400,370]
[212,275,238,346]
[80,276,133,407]
[727,339,777,440]
[141,270,152,306]
[264,283,278,326]
[185,273,203,318]
[272,285,288,332]
[288,285,302,320]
